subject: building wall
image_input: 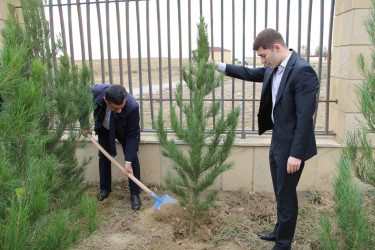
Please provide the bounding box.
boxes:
[330,0,373,143]
[0,0,21,47]
[213,51,231,64]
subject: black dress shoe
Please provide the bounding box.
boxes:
[272,244,291,250]
[98,190,109,201]
[258,232,276,242]
[131,194,142,211]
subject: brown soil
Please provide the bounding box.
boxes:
[72,180,335,250]
[72,62,334,249]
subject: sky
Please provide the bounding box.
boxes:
[45,0,334,60]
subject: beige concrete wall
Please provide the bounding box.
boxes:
[79,133,342,192]
[330,0,372,143]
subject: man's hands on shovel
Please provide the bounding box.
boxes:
[122,162,134,177]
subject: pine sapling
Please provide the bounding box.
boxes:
[156,17,240,234]
[316,0,375,248]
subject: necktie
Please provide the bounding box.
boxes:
[109,111,117,156]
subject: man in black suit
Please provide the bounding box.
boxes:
[216,28,319,249]
[91,84,142,211]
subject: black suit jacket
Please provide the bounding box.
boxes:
[91,84,140,162]
[225,50,319,161]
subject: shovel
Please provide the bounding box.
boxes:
[84,131,177,211]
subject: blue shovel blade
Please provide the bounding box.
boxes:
[150,192,177,211]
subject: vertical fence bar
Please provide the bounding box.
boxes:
[178,0,183,125]
[314,0,324,128]
[221,0,224,117]
[106,0,113,84]
[210,0,214,61]
[49,0,57,75]
[115,0,124,86]
[210,0,216,128]
[265,0,268,28]
[231,0,235,110]
[167,0,172,107]
[241,0,247,138]
[200,0,202,17]
[156,0,162,108]
[188,0,191,63]
[76,0,86,63]
[86,0,94,84]
[188,0,192,99]
[251,0,256,133]
[125,0,133,93]
[285,0,290,47]
[276,0,279,31]
[146,0,154,127]
[41,1,51,77]
[317,0,324,83]
[326,0,335,134]
[57,0,67,52]
[67,0,75,65]
[298,0,302,56]
[307,0,313,63]
[96,0,105,83]
[135,0,144,130]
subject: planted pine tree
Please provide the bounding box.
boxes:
[156,17,240,234]
[316,0,375,248]
[0,2,97,249]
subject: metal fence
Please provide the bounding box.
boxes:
[44,0,337,137]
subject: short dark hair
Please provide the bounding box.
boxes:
[105,85,127,105]
[253,28,286,50]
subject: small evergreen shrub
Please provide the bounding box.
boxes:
[0,2,98,249]
[316,0,375,248]
[156,17,240,234]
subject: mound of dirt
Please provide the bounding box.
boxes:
[73,180,333,250]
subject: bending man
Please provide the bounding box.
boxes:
[91,84,142,211]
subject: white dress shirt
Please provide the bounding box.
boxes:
[271,54,291,122]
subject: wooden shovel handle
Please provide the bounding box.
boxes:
[84,131,152,195]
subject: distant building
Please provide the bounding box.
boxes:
[210,47,231,63]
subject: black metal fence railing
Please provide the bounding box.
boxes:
[44,0,337,137]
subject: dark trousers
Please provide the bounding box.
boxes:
[98,128,141,196]
[269,149,304,249]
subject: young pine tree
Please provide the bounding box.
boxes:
[156,17,240,234]
[0,2,97,249]
[316,0,375,248]
[18,0,94,202]
[351,0,375,188]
